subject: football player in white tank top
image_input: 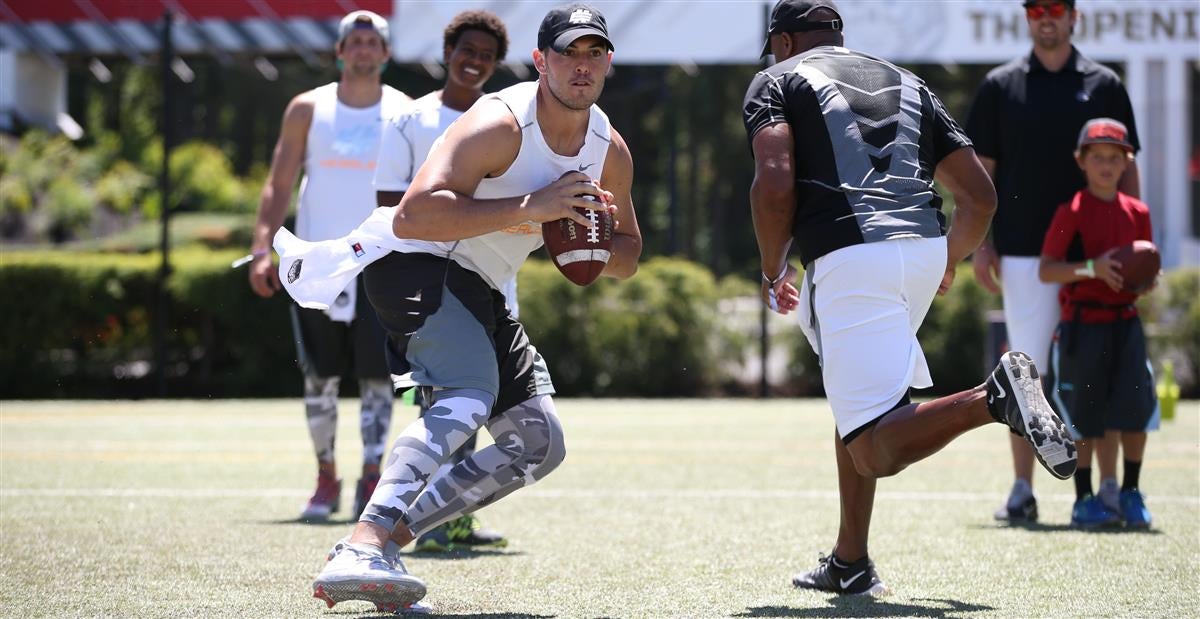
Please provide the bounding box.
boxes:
[247,11,411,524]
[313,4,642,613]
[373,9,513,553]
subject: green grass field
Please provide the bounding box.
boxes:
[2,399,1197,618]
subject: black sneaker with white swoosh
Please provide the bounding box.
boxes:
[792,552,889,597]
[985,351,1077,480]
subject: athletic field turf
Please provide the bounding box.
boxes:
[2,399,1197,618]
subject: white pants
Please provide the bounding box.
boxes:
[798,237,946,438]
[999,256,1060,370]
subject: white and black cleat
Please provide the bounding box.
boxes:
[987,351,1077,480]
[312,543,426,611]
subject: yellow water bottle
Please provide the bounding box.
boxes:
[1157,360,1179,421]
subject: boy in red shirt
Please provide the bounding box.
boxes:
[1039,118,1158,529]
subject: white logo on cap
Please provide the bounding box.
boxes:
[569,9,593,24]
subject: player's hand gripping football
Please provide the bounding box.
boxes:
[524,171,615,228]
[762,264,800,315]
[1095,247,1124,292]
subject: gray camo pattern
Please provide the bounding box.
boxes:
[304,375,340,463]
[406,395,565,535]
[360,392,565,534]
[303,376,394,465]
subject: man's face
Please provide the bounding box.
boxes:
[1077,143,1130,192]
[445,29,500,91]
[539,35,612,111]
[337,29,388,77]
[1025,1,1076,50]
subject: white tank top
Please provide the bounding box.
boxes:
[296,82,408,241]
[445,81,613,289]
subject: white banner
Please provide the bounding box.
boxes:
[390,0,1199,65]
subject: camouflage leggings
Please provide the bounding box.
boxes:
[303,376,393,465]
[360,390,565,535]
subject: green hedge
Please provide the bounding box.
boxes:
[2,249,1197,399]
[0,251,727,398]
[1,248,295,398]
[519,257,723,397]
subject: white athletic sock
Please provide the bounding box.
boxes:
[1099,478,1120,508]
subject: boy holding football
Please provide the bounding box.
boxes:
[1038,117,1159,529]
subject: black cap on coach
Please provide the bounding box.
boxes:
[761,0,843,57]
[537,4,614,53]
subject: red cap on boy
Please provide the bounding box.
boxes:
[1077,118,1134,153]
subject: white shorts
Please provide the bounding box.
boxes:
[999,256,1060,370]
[798,237,946,439]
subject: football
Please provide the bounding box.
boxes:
[1112,239,1161,294]
[542,205,615,286]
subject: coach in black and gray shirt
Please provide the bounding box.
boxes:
[742,0,1075,599]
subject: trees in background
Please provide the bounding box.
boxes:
[32,58,993,275]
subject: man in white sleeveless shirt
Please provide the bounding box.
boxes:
[313,4,642,612]
[248,11,410,523]
[373,10,512,553]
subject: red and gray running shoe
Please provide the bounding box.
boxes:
[300,472,341,522]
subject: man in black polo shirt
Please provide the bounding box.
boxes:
[744,0,1077,596]
[965,0,1140,525]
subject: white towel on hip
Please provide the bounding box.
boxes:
[273,207,399,311]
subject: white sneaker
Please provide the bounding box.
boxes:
[326,535,402,566]
[312,543,426,612]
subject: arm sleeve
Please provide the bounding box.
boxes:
[1105,81,1141,153]
[373,114,416,192]
[1041,204,1077,259]
[964,78,1000,159]
[924,86,973,162]
[743,70,787,152]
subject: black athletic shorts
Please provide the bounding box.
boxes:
[1045,315,1159,439]
[290,275,389,379]
[362,252,554,417]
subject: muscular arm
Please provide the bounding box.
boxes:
[598,128,642,279]
[749,123,795,281]
[978,155,996,181]
[393,99,605,241]
[749,123,801,314]
[248,93,312,297]
[936,148,998,292]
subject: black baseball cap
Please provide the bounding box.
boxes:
[761,0,843,57]
[537,4,614,53]
[1022,0,1075,7]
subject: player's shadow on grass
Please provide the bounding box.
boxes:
[736,597,995,618]
[409,548,525,560]
[973,522,1164,535]
[338,612,554,619]
[255,517,357,526]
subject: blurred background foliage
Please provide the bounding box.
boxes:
[4,58,995,274]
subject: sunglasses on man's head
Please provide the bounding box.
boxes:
[1026,2,1068,20]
